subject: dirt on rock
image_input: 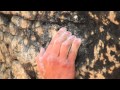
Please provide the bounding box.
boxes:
[0,11,120,79]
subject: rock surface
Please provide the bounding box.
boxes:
[0,11,120,79]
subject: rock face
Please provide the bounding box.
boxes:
[0,11,120,79]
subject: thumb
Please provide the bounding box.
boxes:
[39,47,45,57]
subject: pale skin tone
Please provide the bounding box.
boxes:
[36,27,81,79]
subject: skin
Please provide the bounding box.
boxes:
[36,27,81,79]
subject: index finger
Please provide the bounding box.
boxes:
[45,27,67,54]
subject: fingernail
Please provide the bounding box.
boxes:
[59,27,67,32]
[66,31,72,36]
[68,35,75,40]
[76,38,81,43]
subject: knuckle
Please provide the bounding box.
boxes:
[62,42,69,47]
[47,55,55,61]
[55,39,61,44]
[61,62,70,68]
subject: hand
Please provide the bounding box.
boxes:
[36,27,81,79]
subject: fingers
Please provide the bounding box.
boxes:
[68,37,81,64]
[59,35,75,59]
[36,49,45,78]
[45,27,67,54]
[42,27,81,64]
[39,47,45,57]
[51,31,71,57]
[36,47,45,65]
[36,54,45,78]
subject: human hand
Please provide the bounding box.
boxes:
[36,27,81,79]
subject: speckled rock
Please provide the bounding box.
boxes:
[11,16,31,29]
[11,61,30,79]
[0,11,120,79]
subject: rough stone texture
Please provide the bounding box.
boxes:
[0,11,120,79]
